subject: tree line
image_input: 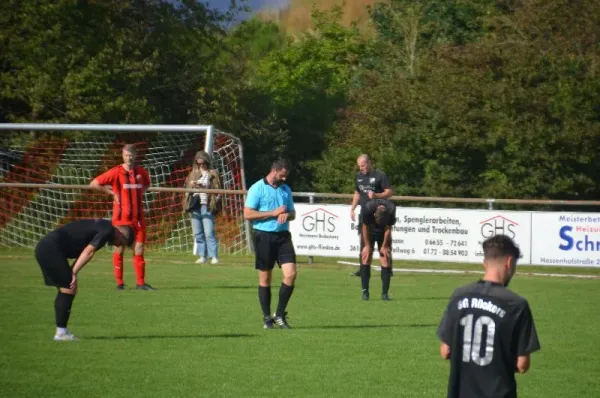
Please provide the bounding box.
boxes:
[2,0,599,202]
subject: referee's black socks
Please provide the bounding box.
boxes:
[258,286,272,317]
[275,283,294,317]
[55,292,75,328]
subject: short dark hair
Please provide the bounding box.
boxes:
[482,234,520,261]
[374,205,387,226]
[271,158,290,171]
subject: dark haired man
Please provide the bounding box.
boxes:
[35,219,134,340]
[359,199,396,300]
[437,234,541,398]
[244,159,297,330]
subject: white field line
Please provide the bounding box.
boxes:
[336,261,600,280]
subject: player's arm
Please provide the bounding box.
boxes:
[361,223,372,248]
[516,355,531,373]
[90,178,114,197]
[90,170,118,201]
[351,191,360,213]
[373,188,393,199]
[382,226,392,248]
[360,223,372,263]
[515,301,541,373]
[374,173,393,199]
[244,207,284,221]
[243,185,285,221]
[286,188,296,221]
[437,295,457,360]
[71,244,97,275]
[440,342,451,360]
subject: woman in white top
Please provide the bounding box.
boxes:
[183,151,222,264]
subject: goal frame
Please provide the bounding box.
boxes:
[0,123,252,253]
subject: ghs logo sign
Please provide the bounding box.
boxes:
[301,208,339,233]
[479,215,518,239]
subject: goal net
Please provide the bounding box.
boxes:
[0,127,249,254]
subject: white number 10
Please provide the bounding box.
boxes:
[459,314,496,366]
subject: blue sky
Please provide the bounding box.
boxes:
[206,0,289,12]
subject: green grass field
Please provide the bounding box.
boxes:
[1,250,599,397]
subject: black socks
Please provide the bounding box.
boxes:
[276,283,295,317]
[360,264,371,291]
[258,285,271,317]
[381,266,392,295]
[55,292,75,328]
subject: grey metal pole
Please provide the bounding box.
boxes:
[487,199,495,210]
[308,193,315,265]
[0,123,213,132]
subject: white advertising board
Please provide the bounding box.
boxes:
[531,212,600,267]
[290,204,533,264]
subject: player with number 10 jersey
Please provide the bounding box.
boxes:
[437,235,541,398]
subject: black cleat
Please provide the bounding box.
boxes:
[116,284,125,291]
[263,316,275,330]
[273,312,291,329]
[136,284,157,291]
[382,293,390,301]
[362,290,370,301]
[351,269,361,277]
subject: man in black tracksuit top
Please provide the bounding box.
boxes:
[350,154,393,277]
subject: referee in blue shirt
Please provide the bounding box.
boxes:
[244,159,297,330]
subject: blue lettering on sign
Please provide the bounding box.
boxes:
[559,226,600,251]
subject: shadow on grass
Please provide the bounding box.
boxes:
[158,285,255,290]
[86,333,257,340]
[402,297,448,300]
[295,323,437,330]
[214,285,255,289]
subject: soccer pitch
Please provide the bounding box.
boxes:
[1,251,599,397]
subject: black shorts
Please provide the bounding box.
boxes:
[360,231,385,251]
[254,230,296,271]
[35,235,71,288]
[359,231,393,267]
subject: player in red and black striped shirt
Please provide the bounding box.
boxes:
[90,144,156,290]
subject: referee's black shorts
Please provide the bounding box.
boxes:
[35,234,71,288]
[253,230,296,270]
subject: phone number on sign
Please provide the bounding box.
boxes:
[423,248,468,256]
[424,239,468,247]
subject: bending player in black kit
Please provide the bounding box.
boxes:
[35,219,133,341]
[437,234,541,398]
[359,199,396,301]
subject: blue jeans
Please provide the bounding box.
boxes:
[191,205,218,258]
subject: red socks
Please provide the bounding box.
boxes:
[113,253,124,285]
[114,253,146,286]
[133,254,145,286]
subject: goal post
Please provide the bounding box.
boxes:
[0,123,251,254]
